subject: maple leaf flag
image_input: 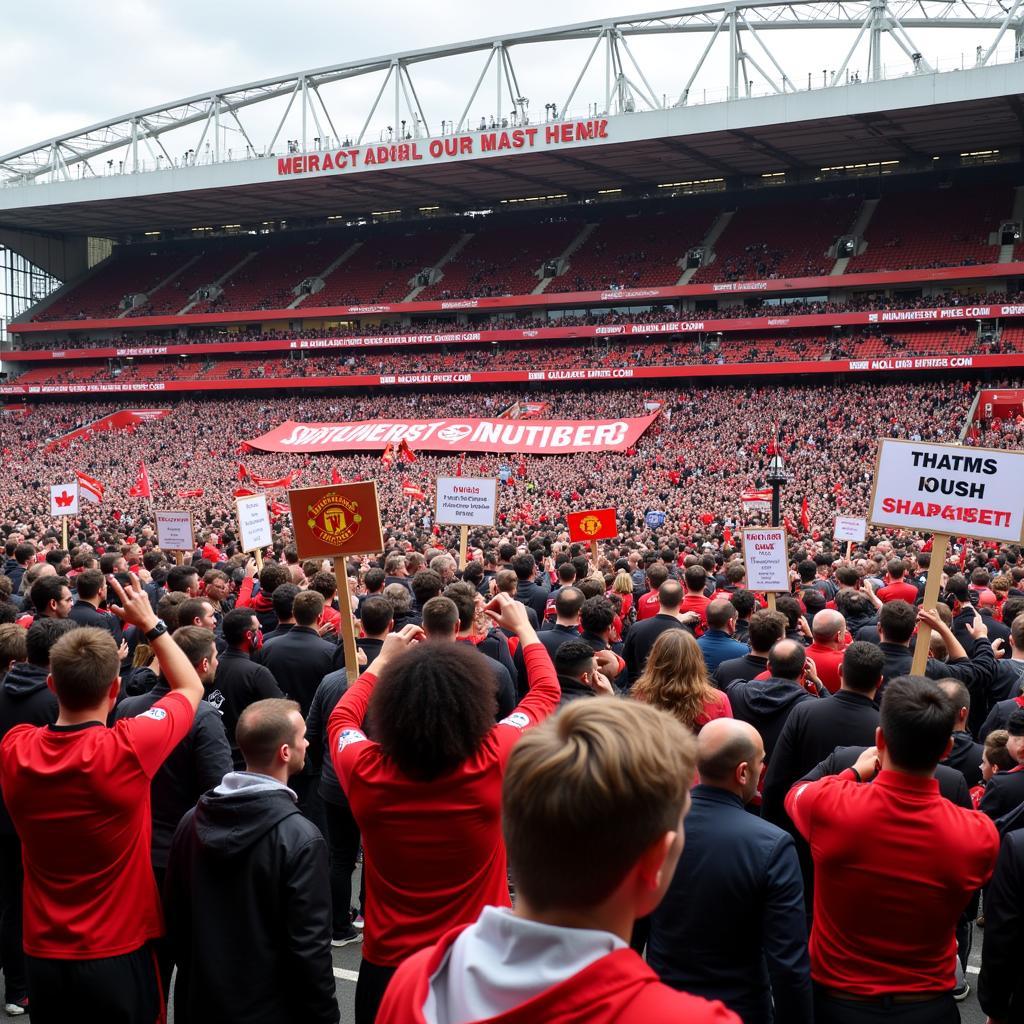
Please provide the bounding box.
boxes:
[75,471,104,504]
[128,462,152,499]
[49,482,79,516]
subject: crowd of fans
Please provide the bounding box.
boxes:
[0,373,1021,1021]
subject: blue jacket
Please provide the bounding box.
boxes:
[696,629,749,674]
[648,785,813,1024]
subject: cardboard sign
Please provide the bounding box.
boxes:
[49,482,79,516]
[869,438,1024,544]
[834,515,867,543]
[568,508,618,543]
[155,509,195,552]
[236,494,273,553]
[288,482,384,559]
[742,528,790,592]
[435,477,497,527]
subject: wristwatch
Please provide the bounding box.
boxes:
[144,620,168,643]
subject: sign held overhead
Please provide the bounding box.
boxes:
[435,477,497,527]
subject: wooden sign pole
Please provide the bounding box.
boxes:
[591,539,599,566]
[334,556,361,681]
[458,525,469,571]
[61,516,68,551]
[175,551,185,566]
[254,549,264,571]
[846,541,853,560]
[910,533,950,675]
[767,592,777,611]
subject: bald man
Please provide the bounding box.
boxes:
[804,609,847,694]
[648,719,812,1024]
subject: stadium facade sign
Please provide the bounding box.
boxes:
[12,305,1024,364]
[247,413,659,455]
[275,119,610,178]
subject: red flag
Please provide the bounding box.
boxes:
[958,537,968,570]
[128,462,151,498]
[381,442,395,469]
[784,515,796,536]
[330,466,343,485]
[237,464,248,481]
[399,439,417,464]
[517,457,527,479]
[269,500,290,516]
[402,478,425,501]
[832,482,842,494]
[249,470,299,489]
[723,526,734,546]
[176,488,205,499]
[455,453,465,478]
[567,508,618,543]
[233,487,256,498]
[800,497,810,533]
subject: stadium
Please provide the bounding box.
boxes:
[2,3,1024,1021]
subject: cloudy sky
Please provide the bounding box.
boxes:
[0,1,1004,159]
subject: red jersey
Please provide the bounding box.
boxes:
[328,643,560,967]
[805,641,845,694]
[378,922,741,1024]
[636,591,660,621]
[786,768,998,995]
[877,581,919,604]
[0,691,195,958]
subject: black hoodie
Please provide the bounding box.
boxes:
[164,773,339,1024]
[0,662,58,834]
[725,676,816,758]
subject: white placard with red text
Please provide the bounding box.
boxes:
[742,528,790,593]
[869,439,1024,544]
[834,516,867,543]
[49,482,79,517]
[155,509,195,552]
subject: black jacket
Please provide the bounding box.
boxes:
[978,828,1024,1023]
[0,662,57,835]
[762,690,880,827]
[556,672,598,706]
[535,623,581,662]
[941,730,983,789]
[800,746,972,808]
[877,638,996,693]
[981,766,1024,821]
[69,600,123,644]
[515,577,550,620]
[207,650,284,770]
[726,677,816,759]
[981,694,1024,743]
[714,653,769,688]
[164,775,339,1024]
[116,681,232,869]
[622,614,692,687]
[306,670,349,807]
[259,627,342,717]
[648,786,812,1024]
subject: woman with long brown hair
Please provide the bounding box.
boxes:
[632,629,731,732]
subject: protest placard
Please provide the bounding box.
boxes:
[155,510,195,554]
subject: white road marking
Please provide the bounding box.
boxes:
[333,967,360,982]
[966,965,980,975]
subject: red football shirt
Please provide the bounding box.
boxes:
[0,691,195,958]
[328,643,560,967]
[786,768,998,995]
[877,581,919,604]
[636,591,660,621]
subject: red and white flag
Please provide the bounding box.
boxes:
[740,488,773,508]
[177,488,205,499]
[455,453,465,478]
[75,471,104,504]
[128,462,152,499]
[381,442,395,469]
[402,479,425,501]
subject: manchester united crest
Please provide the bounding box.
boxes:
[307,491,363,548]
[578,514,603,536]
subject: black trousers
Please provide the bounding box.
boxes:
[355,959,397,1024]
[813,986,958,1024]
[26,944,162,1024]
[324,798,362,935]
[0,834,26,1001]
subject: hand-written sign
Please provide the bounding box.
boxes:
[435,477,497,527]
[287,482,384,559]
[155,510,194,552]
[869,439,1024,544]
[236,494,273,553]
[742,528,790,593]
[834,516,867,543]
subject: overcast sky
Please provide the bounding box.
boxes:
[0,1,1006,158]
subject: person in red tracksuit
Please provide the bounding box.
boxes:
[377,698,740,1024]
[328,594,560,1024]
[786,675,999,1024]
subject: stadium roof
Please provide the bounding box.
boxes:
[1,0,1023,235]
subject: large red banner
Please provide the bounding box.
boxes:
[10,300,1024,363]
[248,414,661,455]
[12,261,1022,335]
